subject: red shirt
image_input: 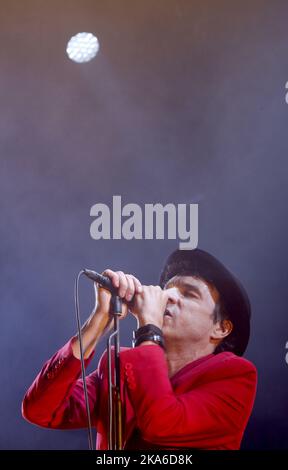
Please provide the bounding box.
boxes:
[22,339,257,449]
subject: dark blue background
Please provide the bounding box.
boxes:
[0,0,287,449]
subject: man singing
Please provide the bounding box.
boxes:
[22,248,257,449]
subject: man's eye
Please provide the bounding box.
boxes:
[185,291,195,297]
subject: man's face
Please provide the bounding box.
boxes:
[162,275,220,347]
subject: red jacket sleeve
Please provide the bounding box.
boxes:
[22,338,100,429]
[120,345,257,448]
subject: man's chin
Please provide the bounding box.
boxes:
[163,314,173,323]
[162,322,172,336]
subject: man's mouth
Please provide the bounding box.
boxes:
[164,309,173,317]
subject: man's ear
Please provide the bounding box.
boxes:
[211,319,233,343]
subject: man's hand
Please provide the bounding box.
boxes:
[72,269,167,359]
[96,270,168,329]
[130,285,169,329]
[95,269,143,323]
[72,269,143,359]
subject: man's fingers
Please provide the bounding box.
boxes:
[130,275,143,294]
[101,269,143,301]
[124,275,135,301]
[102,269,119,288]
[116,271,128,298]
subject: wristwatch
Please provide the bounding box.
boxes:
[132,332,165,349]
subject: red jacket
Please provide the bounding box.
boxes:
[22,339,257,450]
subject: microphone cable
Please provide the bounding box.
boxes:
[74,270,94,450]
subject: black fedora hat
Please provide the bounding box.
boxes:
[159,248,251,356]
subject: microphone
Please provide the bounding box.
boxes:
[83,269,117,294]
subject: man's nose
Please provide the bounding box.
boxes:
[165,287,179,304]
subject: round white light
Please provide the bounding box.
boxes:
[66,32,100,63]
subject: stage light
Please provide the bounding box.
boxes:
[66,32,99,63]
